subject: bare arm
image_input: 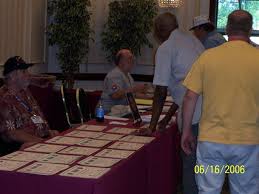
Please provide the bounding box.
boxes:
[181,90,199,155]
[1,130,43,144]
[149,86,167,131]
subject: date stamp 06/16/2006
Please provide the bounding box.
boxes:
[194,165,246,175]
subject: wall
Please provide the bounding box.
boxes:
[47,0,210,77]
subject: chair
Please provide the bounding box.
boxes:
[60,85,92,128]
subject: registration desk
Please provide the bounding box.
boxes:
[0,117,180,194]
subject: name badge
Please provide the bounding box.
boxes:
[31,115,44,124]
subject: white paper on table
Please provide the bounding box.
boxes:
[164,102,173,106]
[162,106,171,112]
[38,153,81,164]
[137,105,152,110]
[106,127,138,135]
[0,151,48,162]
[76,125,107,131]
[166,96,173,102]
[60,165,110,179]
[25,143,67,153]
[141,114,165,123]
[95,149,134,159]
[18,162,69,175]
[65,131,103,138]
[58,146,99,156]
[96,133,124,141]
[77,138,112,148]
[109,121,128,126]
[0,160,29,171]
[104,115,129,121]
[46,136,83,145]
[120,135,155,144]
[109,142,144,151]
[78,156,121,168]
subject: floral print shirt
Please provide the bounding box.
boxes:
[0,85,50,140]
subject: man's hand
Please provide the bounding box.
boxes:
[132,84,148,93]
[157,118,169,132]
[134,127,153,136]
[181,128,196,155]
[49,130,59,137]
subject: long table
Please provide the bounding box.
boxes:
[0,118,180,194]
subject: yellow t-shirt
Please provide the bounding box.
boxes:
[183,41,259,145]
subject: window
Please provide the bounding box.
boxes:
[214,0,259,45]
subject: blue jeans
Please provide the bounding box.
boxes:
[196,142,259,194]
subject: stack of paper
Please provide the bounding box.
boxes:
[25,143,67,153]
[58,146,99,156]
[120,135,155,144]
[77,138,111,148]
[0,160,29,171]
[96,133,124,141]
[65,131,103,138]
[109,142,144,151]
[46,136,83,145]
[95,149,134,159]
[78,156,121,168]
[104,115,129,121]
[106,127,138,135]
[60,165,110,179]
[77,125,106,131]
[38,153,81,164]
[0,151,47,162]
[135,99,153,105]
[141,114,165,123]
[18,162,69,175]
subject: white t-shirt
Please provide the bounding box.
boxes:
[153,29,205,128]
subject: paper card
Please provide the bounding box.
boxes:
[106,127,138,135]
[77,125,106,131]
[46,136,83,145]
[109,121,128,126]
[65,131,103,138]
[96,133,124,141]
[18,162,69,175]
[109,142,144,151]
[58,146,99,156]
[0,160,29,171]
[0,151,48,162]
[25,143,67,153]
[141,114,165,123]
[162,106,171,112]
[104,115,129,121]
[60,165,110,179]
[166,96,173,102]
[95,149,134,159]
[120,135,155,144]
[38,153,81,164]
[78,156,121,168]
[77,138,112,148]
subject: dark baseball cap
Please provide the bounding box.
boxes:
[3,56,32,76]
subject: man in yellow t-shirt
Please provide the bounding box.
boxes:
[182,10,259,194]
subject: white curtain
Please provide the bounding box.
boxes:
[0,0,46,65]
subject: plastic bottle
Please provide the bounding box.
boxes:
[96,101,104,122]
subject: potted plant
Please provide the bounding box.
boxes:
[47,0,92,88]
[101,0,157,62]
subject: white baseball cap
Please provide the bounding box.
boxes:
[189,15,213,30]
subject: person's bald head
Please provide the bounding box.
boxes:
[153,12,178,43]
[226,10,253,37]
[115,49,134,72]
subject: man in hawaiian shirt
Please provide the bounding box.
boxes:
[0,56,58,150]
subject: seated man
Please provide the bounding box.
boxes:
[0,56,58,151]
[100,49,149,114]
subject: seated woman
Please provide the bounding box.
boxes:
[100,49,150,114]
[0,56,59,153]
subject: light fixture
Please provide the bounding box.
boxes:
[158,0,183,8]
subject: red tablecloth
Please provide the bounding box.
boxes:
[0,119,180,194]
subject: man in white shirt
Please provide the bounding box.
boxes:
[139,13,204,194]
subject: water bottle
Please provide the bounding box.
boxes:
[96,101,104,122]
